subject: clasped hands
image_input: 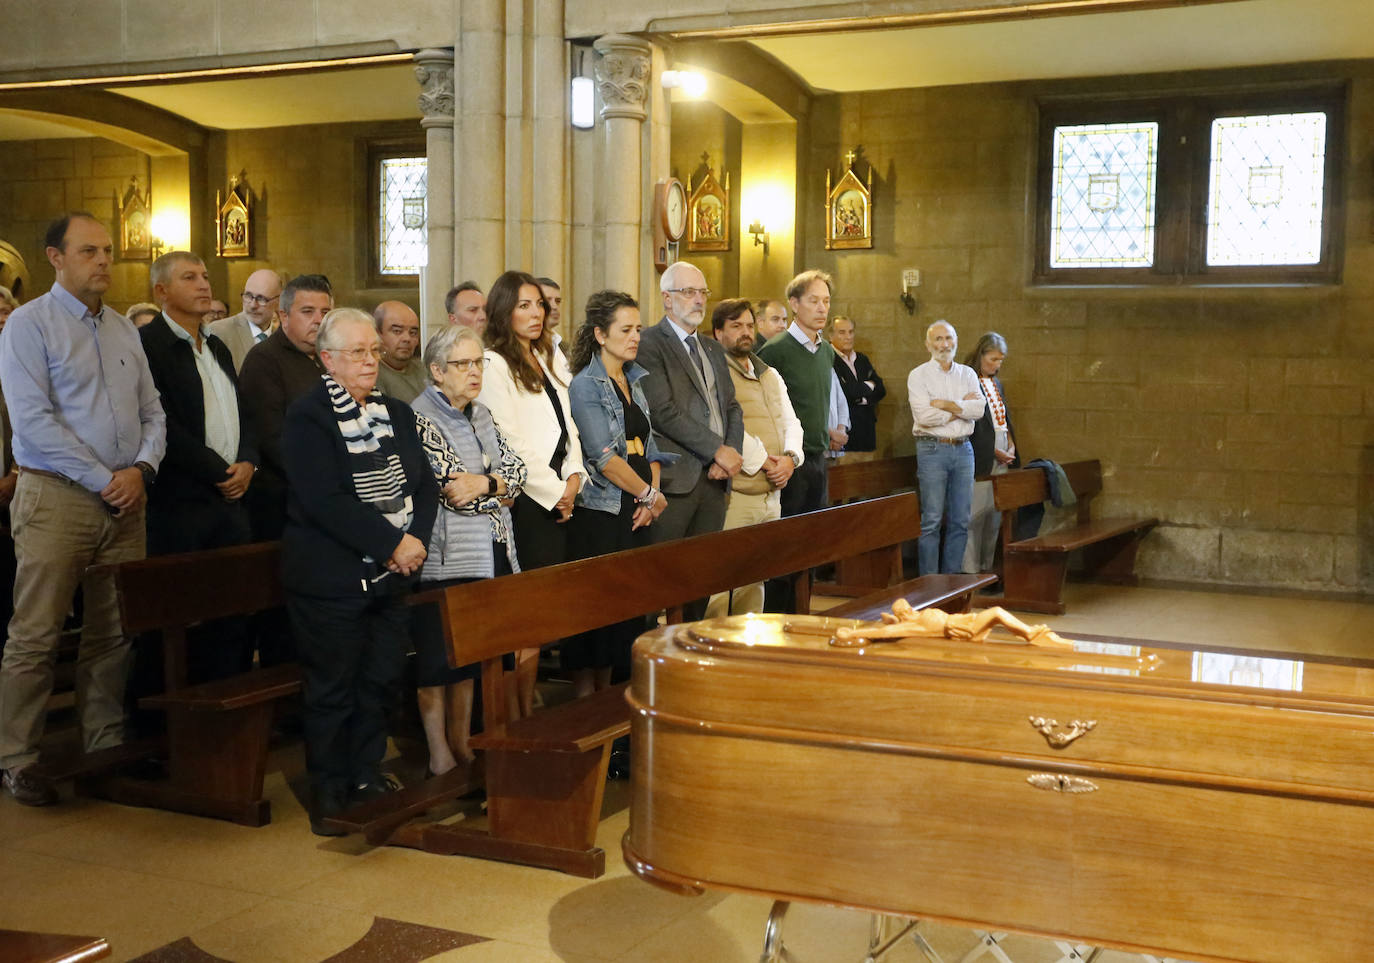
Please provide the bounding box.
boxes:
[706,444,743,481]
[386,532,428,576]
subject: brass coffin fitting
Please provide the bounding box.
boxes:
[1026,773,1098,794]
[1028,716,1097,748]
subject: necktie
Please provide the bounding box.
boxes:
[255,331,269,343]
[685,334,707,382]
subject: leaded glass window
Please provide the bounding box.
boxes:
[379,156,428,276]
[1205,112,1326,266]
[1050,122,1158,268]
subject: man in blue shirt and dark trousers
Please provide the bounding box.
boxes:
[0,212,166,806]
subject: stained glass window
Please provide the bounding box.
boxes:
[1049,122,1158,268]
[379,156,428,275]
[1205,112,1326,266]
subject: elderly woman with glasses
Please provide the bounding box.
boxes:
[281,307,438,835]
[477,270,584,716]
[409,324,526,775]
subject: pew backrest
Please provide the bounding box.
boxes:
[827,455,918,503]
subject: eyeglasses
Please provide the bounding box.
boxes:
[331,346,383,361]
[242,292,279,307]
[667,287,711,300]
[442,357,488,372]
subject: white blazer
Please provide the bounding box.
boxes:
[477,349,585,510]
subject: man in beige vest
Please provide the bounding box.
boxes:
[705,298,803,617]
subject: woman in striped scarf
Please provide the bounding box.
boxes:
[280,307,439,836]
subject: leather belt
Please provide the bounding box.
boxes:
[915,435,969,445]
[16,464,74,483]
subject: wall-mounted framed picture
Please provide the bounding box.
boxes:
[117,175,152,261]
[216,174,253,258]
[825,150,873,250]
[687,164,729,253]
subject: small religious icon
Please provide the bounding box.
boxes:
[216,173,253,258]
[825,149,873,250]
[687,154,730,253]
[117,176,152,261]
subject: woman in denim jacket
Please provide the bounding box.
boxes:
[565,290,671,697]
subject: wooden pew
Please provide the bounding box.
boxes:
[80,543,300,826]
[0,929,109,963]
[325,493,931,876]
[820,454,918,595]
[992,459,1157,615]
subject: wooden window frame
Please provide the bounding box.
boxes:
[1033,83,1346,286]
[365,138,427,289]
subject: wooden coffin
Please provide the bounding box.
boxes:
[624,614,1374,963]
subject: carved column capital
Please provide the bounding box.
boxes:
[593,34,651,122]
[414,48,455,130]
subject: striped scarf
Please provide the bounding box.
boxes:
[324,374,414,558]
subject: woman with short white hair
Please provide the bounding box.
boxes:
[280,307,439,835]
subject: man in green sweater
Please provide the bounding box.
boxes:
[757,269,840,515]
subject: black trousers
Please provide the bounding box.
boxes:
[651,474,727,621]
[288,591,410,794]
[779,456,827,517]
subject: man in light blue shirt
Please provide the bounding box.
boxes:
[0,212,166,806]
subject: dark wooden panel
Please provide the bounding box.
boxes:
[827,455,918,503]
[441,493,922,668]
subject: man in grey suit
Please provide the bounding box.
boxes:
[208,268,282,371]
[637,262,744,573]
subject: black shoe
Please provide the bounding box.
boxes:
[3,766,57,806]
[349,772,401,805]
[309,785,348,837]
[607,749,631,780]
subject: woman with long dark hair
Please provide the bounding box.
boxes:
[963,332,1019,575]
[564,290,669,695]
[476,270,583,715]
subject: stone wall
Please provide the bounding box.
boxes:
[0,136,153,309]
[801,66,1374,593]
[212,118,422,316]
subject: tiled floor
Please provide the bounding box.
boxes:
[1,583,1370,962]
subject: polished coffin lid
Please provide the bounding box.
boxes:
[630,613,1374,800]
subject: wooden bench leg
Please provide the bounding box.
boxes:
[418,744,612,877]
[81,704,274,827]
[1079,532,1147,585]
[1000,552,1069,615]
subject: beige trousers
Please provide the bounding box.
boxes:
[705,488,780,618]
[0,472,145,770]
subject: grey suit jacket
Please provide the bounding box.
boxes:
[207,312,272,372]
[637,317,744,495]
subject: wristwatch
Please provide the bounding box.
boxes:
[785,451,801,468]
[135,461,156,487]
[486,474,498,495]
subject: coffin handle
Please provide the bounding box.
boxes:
[1028,716,1097,748]
[1026,773,1098,793]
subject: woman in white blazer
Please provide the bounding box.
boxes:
[476,269,584,715]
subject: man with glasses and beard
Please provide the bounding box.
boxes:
[704,299,801,617]
[907,320,984,575]
[209,268,282,372]
[636,262,743,618]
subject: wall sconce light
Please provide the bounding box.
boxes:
[748,219,769,254]
[661,69,706,98]
[570,76,594,129]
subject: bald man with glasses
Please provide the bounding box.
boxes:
[208,268,283,372]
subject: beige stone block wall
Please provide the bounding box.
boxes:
[801,66,1374,593]
[0,137,152,310]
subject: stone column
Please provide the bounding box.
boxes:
[415,48,454,334]
[457,0,506,287]
[594,34,650,295]
[531,0,568,322]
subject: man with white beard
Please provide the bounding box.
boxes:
[907,320,984,575]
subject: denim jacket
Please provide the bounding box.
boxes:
[569,353,677,514]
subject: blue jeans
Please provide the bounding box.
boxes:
[916,438,974,575]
